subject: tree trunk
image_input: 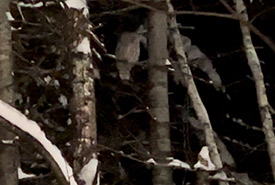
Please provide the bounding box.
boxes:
[66,6,99,184]
[166,1,229,184]
[147,1,173,184]
[235,0,275,181]
[0,0,19,184]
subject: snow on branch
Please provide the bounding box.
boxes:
[194,146,216,171]
[18,167,36,179]
[79,157,98,185]
[145,158,191,170]
[65,0,89,17]
[0,100,77,185]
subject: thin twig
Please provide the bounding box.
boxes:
[219,0,275,53]
[173,10,238,20]
[250,6,275,23]
[90,5,140,18]
[120,0,163,13]
[119,0,275,53]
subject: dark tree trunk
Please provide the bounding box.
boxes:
[147,1,173,184]
[0,0,19,184]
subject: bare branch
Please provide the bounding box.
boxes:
[219,0,275,53]
[174,10,237,20]
[234,0,275,180]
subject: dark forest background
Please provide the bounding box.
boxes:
[5,0,275,184]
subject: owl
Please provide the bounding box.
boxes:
[115,32,145,80]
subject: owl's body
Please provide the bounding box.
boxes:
[115,32,144,80]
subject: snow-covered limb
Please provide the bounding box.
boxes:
[18,2,43,8]
[0,100,77,185]
[145,157,191,170]
[79,156,98,185]
[168,158,191,170]
[65,0,89,17]
[146,158,156,165]
[18,167,36,179]
[194,146,216,171]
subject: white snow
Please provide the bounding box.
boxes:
[18,167,36,179]
[0,100,77,185]
[54,79,60,88]
[58,94,68,107]
[168,158,191,169]
[44,75,52,85]
[146,158,156,165]
[194,146,216,171]
[64,0,92,55]
[67,118,72,125]
[79,157,98,185]
[1,139,14,144]
[76,37,91,54]
[6,12,14,21]
[65,0,89,17]
[165,59,171,65]
[18,2,43,8]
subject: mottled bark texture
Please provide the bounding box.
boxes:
[68,9,98,180]
[72,55,97,172]
[235,0,275,181]
[147,1,173,184]
[166,0,229,184]
[0,1,19,185]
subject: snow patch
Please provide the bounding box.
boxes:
[18,167,36,179]
[18,2,43,8]
[76,37,91,54]
[194,146,216,171]
[65,0,89,17]
[44,75,52,85]
[146,158,156,165]
[58,94,68,107]
[79,157,98,185]
[1,140,14,144]
[168,158,191,169]
[6,12,14,21]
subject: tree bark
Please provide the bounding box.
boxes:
[147,1,173,184]
[0,0,19,184]
[67,7,98,183]
[235,0,275,181]
[71,54,97,172]
[166,1,229,184]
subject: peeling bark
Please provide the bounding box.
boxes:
[235,0,275,181]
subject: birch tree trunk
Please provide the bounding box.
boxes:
[147,1,173,184]
[0,0,19,184]
[166,1,228,184]
[235,0,275,181]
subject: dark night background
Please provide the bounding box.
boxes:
[12,0,275,184]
